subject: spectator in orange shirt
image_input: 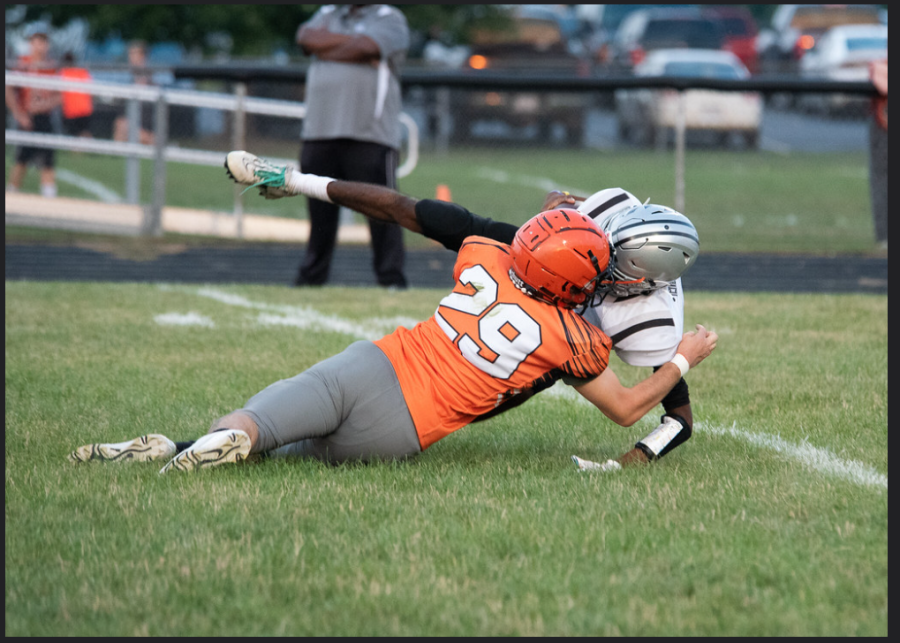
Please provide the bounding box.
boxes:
[868,59,887,248]
[59,52,94,139]
[5,23,60,198]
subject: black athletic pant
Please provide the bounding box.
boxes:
[14,113,55,168]
[296,138,407,288]
[869,117,887,245]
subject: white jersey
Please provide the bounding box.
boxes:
[581,279,684,367]
[577,187,685,367]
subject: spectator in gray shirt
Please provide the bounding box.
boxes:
[294,4,410,289]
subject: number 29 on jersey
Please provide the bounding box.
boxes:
[434,264,542,379]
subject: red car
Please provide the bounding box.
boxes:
[702,6,759,74]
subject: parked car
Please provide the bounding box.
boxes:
[798,23,888,115]
[579,4,695,69]
[520,4,587,58]
[606,8,727,75]
[615,49,762,149]
[757,4,882,75]
[701,6,760,74]
[452,6,591,145]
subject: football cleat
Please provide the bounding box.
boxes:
[571,455,622,473]
[69,434,177,464]
[158,429,251,474]
[224,151,293,199]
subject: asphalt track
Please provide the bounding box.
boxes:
[4,242,887,294]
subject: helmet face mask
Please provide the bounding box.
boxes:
[510,209,613,310]
[598,203,700,297]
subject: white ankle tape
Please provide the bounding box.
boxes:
[287,170,335,203]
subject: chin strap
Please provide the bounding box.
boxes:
[507,268,589,311]
[508,268,559,307]
[635,414,692,461]
[592,240,650,301]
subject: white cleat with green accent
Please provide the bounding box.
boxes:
[224,151,293,199]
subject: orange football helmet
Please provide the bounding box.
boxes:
[510,209,613,309]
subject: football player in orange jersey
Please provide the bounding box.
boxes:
[218,152,702,470]
[69,166,717,472]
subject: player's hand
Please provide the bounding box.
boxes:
[15,113,32,130]
[675,324,718,368]
[542,190,586,212]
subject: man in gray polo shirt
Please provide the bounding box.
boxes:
[294,4,410,289]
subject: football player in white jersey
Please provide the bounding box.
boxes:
[222,151,701,471]
[558,188,698,470]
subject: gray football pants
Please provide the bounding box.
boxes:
[241,341,421,463]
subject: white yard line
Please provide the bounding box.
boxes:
[477,166,590,197]
[175,286,419,340]
[154,312,215,327]
[161,285,886,491]
[697,422,887,490]
[539,384,886,489]
[55,168,122,203]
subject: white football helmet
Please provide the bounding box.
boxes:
[577,189,699,297]
[577,187,643,229]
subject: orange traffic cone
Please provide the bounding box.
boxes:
[435,184,452,202]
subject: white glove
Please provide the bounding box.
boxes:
[571,455,622,473]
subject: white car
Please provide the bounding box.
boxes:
[756,4,882,74]
[798,24,887,114]
[615,49,762,148]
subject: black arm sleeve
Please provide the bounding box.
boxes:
[652,366,691,413]
[415,199,518,251]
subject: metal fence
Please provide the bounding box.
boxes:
[5,70,420,236]
[6,66,878,236]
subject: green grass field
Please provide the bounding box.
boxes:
[5,146,880,255]
[5,281,887,636]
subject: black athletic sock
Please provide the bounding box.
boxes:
[174,440,195,453]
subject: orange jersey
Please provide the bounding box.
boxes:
[374,237,611,450]
[59,67,93,118]
[13,55,58,115]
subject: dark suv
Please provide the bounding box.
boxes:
[452,7,590,145]
[606,7,726,74]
